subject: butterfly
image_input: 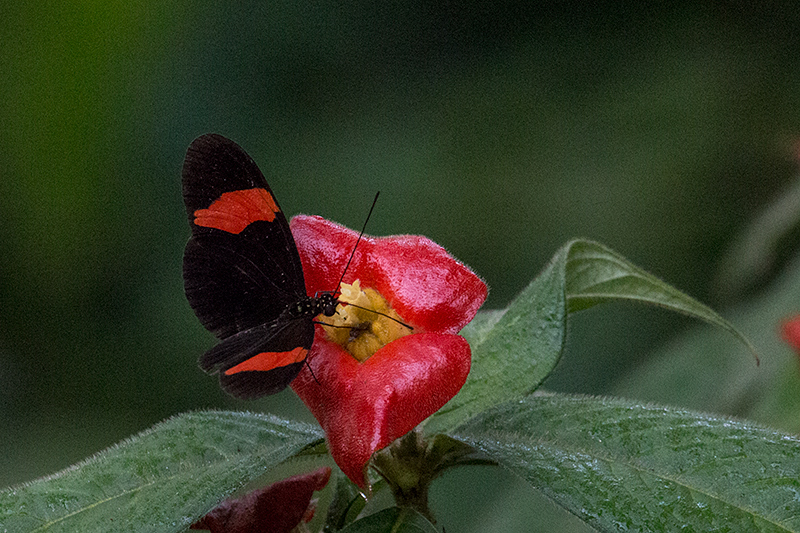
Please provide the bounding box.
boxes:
[182,133,339,398]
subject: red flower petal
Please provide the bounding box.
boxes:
[190,467,331,533]
[292,334,471,488]
[290,215,487,333]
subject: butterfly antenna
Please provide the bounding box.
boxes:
[322,191,412,330]
[343,303,413,330]
[333,191,380,293]
[304,358,320,385]
[315,305,413,331]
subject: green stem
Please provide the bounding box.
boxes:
[372,430,436,523]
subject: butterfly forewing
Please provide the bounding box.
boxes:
[182,134,307,337]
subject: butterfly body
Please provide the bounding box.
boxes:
[182,134,334,398]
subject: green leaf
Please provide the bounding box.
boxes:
[0,410,323,533]
[566,239,758,359]
[325,471,367,532]
[454,394,800,532]
[339,507,438,533]
[428,238,754,433]
[458,309,507,347]
[426,245,567,433]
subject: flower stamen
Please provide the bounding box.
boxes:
[321,280,412,362]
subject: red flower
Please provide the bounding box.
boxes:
[190,467,331,533]
[289,215,487,489]
[781,315,800,353]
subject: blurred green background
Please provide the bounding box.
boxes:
[3,2,800,530]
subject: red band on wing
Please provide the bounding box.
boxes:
[224,346,308,375]
[193,188,280,234]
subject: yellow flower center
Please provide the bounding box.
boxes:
[321,280,412,362]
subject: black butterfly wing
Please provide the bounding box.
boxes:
[182,133,307,339]
[201,318,314,399]
[182,134,313,397]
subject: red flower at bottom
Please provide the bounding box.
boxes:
[782,315,800,354]
[289,215,487,489]
[191,467,331,533]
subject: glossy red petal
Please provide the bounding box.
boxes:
[290,214,355,294]
[290,215,487,332]
[292,333,471,488]
[368,234,487,333]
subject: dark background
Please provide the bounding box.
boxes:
[2,3,800,529]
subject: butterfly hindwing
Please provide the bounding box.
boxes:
[200,319,314,398]
[218,362,306,399]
